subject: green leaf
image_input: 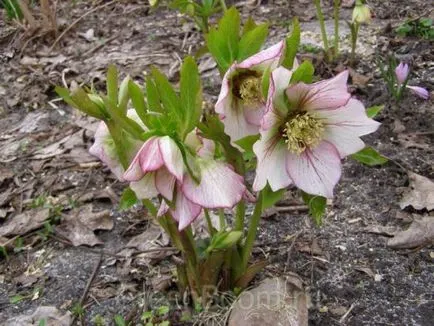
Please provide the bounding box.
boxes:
[118,76,130,114]
[242,16,257,35]
[209,231,243,251]
[234,134,259,152]
[281,17,300,69]
[301,192,326,226]
[237,23,269,61]
[113,315,126,326]
[350,146,388,166]
[261,184,285,210]
[119,187,139,211]
[128,80,148,125]
[151,67,182,123]
[156,305,170,316]
[10,294,24,304]
[180,56,202,137]
[261,65,272,99]
[141,311,153,321]
[56,86,105,119]
[106,65,119,106]
[290,60,315,84]
[366,104,384,118]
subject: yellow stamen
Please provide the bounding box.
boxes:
[283,113,324,154]
[239,75,262,103]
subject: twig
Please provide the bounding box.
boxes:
[71,252,103,325]
[339,302,356,324]
[48,0,116,52]
[286,230,303,265]
[81,34,118,58]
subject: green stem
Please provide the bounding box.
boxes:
[350,22,359,66]
[219,0,227,12]
[142,199,157,217]
[314,0,330,58]
[241,192,263,271]
[333,0,340,58]
[106,121,129,169]
[204,209,215,236]
[234,201,245,232]
[218,209,226,230]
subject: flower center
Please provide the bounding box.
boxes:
[282,112,324,154]
[239,75,262,103]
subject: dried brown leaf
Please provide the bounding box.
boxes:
[387,216,434,249]
[400,173,434,211]
[0,208,50,237]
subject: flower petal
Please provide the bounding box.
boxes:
[89,121,125,180]
[138,137,165,172]
[155,168,176,201]
[395,63,409,85]
[158,136,185,181]
[130,172,159,199]
[237,41,284,70]
[243,102,265,126]
[182,160,246,208]
[286,141,342,198]
[318,99,380,157]
[261,67,292,131]
[171,190,202,230]
[123,144,146,181]
[406,85,429,100]
[253,129,292,192]
[286,71,351,111]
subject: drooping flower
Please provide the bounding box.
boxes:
[253,67,380,198]
[352,0,372,24]
[124,133,246,230]
[216,41,285,142]
[406,85,429,100]
[89,110,157,199]
[395,62,409,85]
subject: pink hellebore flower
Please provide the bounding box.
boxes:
[89,110,155,199]
[216,41,285,142]
[124,134,246,230]
[395,62,409,85]
[253,67,380,198]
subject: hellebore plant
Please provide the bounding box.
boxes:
[379,58,430,100]
[56,7,386,308]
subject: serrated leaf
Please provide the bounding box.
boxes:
[281,17,300,69]
[209,231,243,251]
[366,104,384,118]
[301,192,326,226]
[261,183,285,210]
[237,23,269,61]
[118,76,130,114]
[119,187,139,211]
[69,87,106,119]
[180,56,202,137]
[351,146,388,166]
[290,60,314,84]
[242,16,257,35]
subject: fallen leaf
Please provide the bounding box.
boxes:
[229,276,308,326]
[55,204,112,246]
[400,173,434,211]
[362,224,398,237]
[387,216,434,249]
[398,133,430,150]
[349,68,372,87]
[0,166,14,184]
[4,306,71,325]
[0,208,50,237]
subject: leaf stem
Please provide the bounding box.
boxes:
[314,0,330,59]
[218,209,226,230]
[333,0,340,58]
[234,201,245,232]
[204,209,215,236]
[219,0,227,12]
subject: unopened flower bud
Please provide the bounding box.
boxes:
[352,1,372,24]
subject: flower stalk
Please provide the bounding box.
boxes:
[314,0,330,60]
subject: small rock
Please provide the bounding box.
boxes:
[228,276,308,326]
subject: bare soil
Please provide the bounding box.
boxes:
[0,1,433,325]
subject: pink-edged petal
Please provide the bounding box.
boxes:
[237,41,284,70]
[182,160,246,209]
[253,128,292,192]
[319,99,381,136]
[286,141,342,198]
[171,190,202,230]
[261,67,292,131]
[158,136,185,181]
[215,67,233,117]
[322,127,366,158]
[155,168,176,201]
[139,137,165,172]
[123,145,146,181]
[406,85,430,100]
[243,102,266,126]
[130,172,159,199]
[197,137,216,158]
[286,71,350,111]
[89,122,125,180]
[219,99,261,141]
[157,200,170,218]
